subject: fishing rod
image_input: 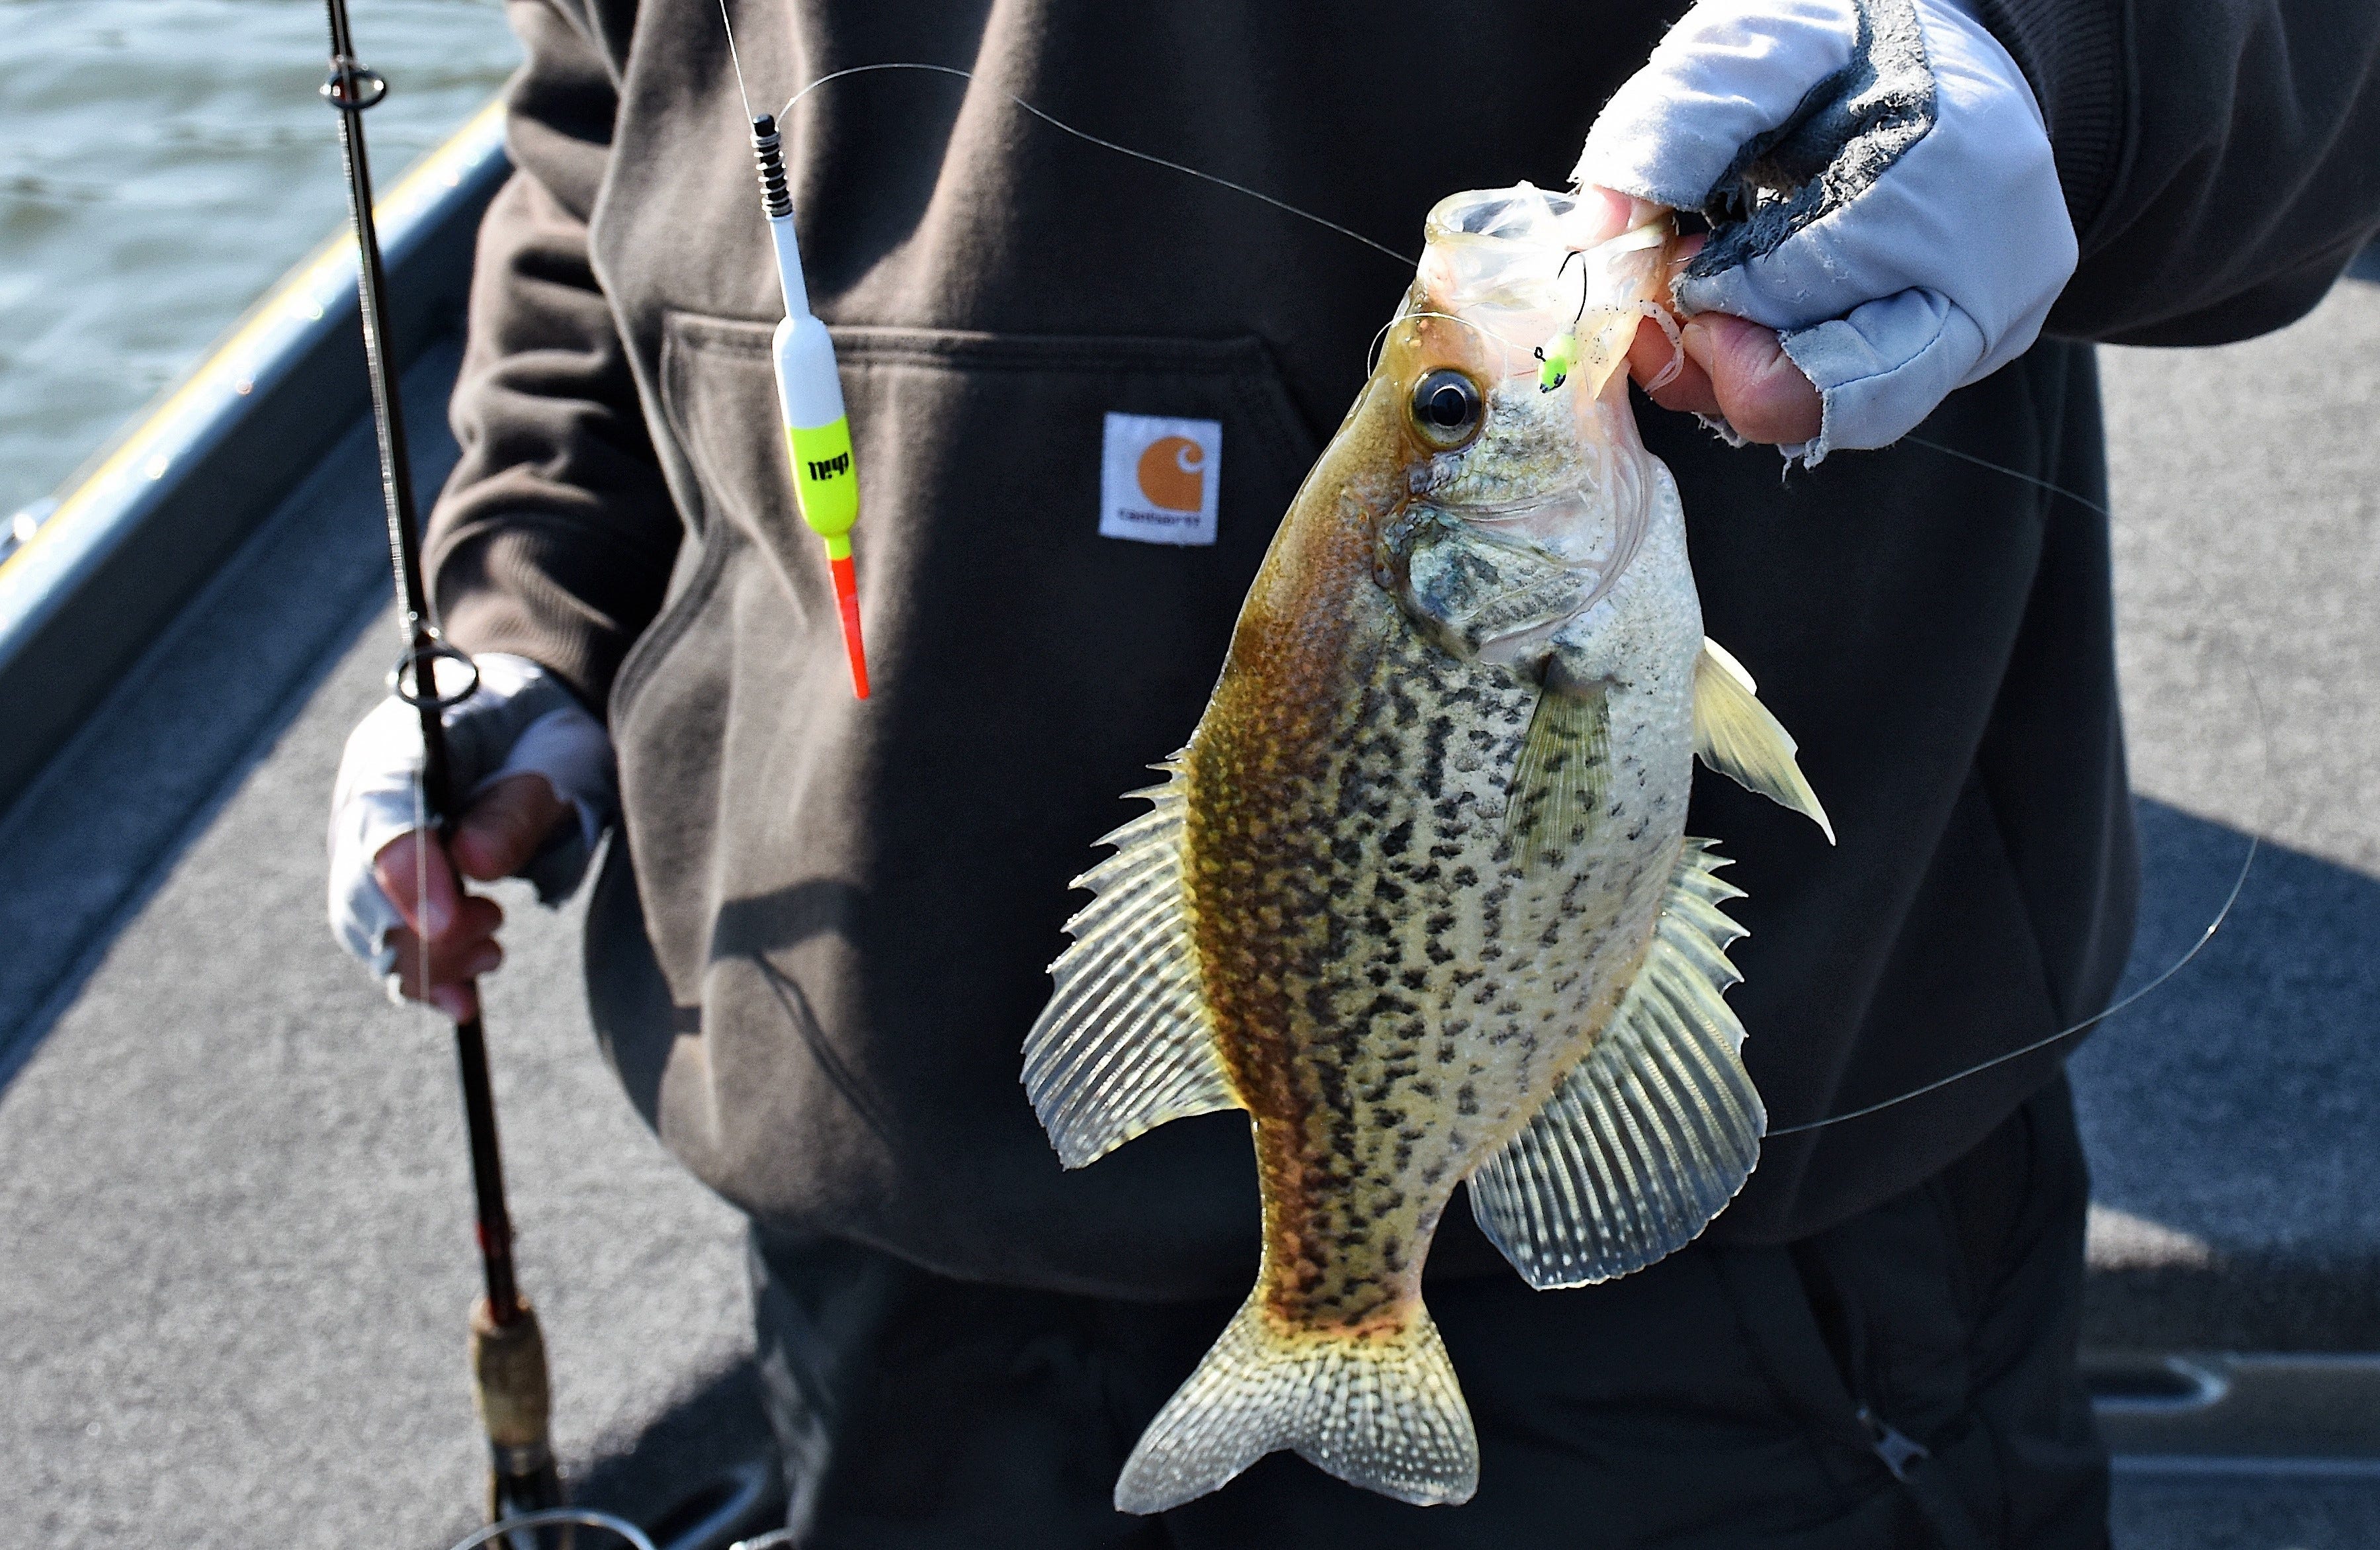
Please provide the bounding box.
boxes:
[319,1,566,1535]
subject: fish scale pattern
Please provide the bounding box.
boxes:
[1186,491,1701,1338]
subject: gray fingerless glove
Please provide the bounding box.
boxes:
[326,653,617,975]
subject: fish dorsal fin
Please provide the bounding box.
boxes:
[1466,839,1766,1289]
[1024,761,1240,1169]
[1504,676,1611,870]
[1693,638,1835,843]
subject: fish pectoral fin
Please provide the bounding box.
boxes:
[1113,1291,1478,1514]
[1467,839,1766,1289]
[1023,758,1240,1168]
[1504,673,1611,871]
[1692,638,1835,843]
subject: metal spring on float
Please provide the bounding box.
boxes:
[749,114,792,218]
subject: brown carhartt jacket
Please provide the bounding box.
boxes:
[427,0,2380,1296]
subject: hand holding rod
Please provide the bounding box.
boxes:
[319,1,566,1531]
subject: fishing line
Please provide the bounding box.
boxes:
[718,0,757,124]
[769,61,1416,269]
[1366,308,1529,379]
[413,757,431,1008]
[720,10,2268,1139]
[1765,431,2272,1137]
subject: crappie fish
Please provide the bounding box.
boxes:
[1024,184,1833,1513]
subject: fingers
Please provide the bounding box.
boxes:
[1682,314,1823,445]
[386,922,501,1021]
[449,772,570,883]
[1620,228,1821,447]
[372,826,505,1022]
[1576,184,1665,246]
[375,827,464,941]
[1632,312,1824,447]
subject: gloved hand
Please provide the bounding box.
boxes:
[1574,0,2076,462]
[327,652,617,1019]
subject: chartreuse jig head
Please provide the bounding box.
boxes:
[749,113,868,699]
[1537,218,1679,398]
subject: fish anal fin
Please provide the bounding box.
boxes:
[1505,675,1611,871]
[1114,1293,1478,1513]
[1692,638,1834,843]
[1467,838,1767,1289]
[1024,763,1240,1168]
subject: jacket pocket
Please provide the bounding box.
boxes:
[622,313,1317,730]
[597,315,1319,1272]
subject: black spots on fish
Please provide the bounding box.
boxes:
[1425,910,1457,937]
[1408,1078,1439,1099]
[1451,863,1479,888]
[1424,937,1455,966]
[1373,877,1408,907]
[1381,818,1414,857]
[1417,714,1458,801]
[1435,1041,1460,1066]
[1420,1160,1449,1187]
[1455,1083,1479,1117]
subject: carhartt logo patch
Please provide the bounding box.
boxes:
[1101,413,1220,546]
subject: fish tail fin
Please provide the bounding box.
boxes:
[1113,1292,1478,1514]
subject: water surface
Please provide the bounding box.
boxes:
[0,0,521,523]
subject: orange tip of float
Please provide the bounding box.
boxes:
[828,551,869,700]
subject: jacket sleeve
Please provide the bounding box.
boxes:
[1976,0,2380,345]
[425,0,677,714]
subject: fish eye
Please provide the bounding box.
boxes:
[1409,368,1484,450]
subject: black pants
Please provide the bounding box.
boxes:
[750,1076,2108,1549]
